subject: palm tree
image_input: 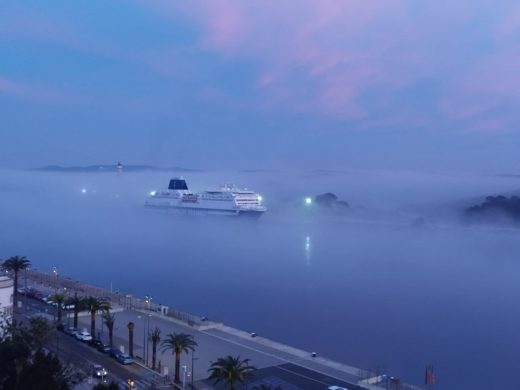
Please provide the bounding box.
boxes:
[67,294,85,329]
[253,385,282,390]
[102,309,115,346]
[207,355,256,390]
[1,255,30,310]
[160,333,198,384]
[83,296,110,341]
[149,327,161,370]
[48,292,66,324]
[127,321,135,357]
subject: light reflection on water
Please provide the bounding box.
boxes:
[1,170,520,390]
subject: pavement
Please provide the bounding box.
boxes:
[74,308,389,390]
[21,271,424,390]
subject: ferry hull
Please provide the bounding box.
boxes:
[145,204,265,219]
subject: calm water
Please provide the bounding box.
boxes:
[1,169,520,389]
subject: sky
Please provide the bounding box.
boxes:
[0,0,519,172]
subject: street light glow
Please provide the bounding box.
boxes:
[81,188,87,194]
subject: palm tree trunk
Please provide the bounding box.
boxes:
[129,329,134,357]
[175,350,181,383]
[57,306,62,323]
[73,309,79,328]
[13,270,19,311]
[109,328,113,347]
[90,310,96,341]
[152,342,157,370]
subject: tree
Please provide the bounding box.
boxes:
[66,294,85,329]
[48,292,66,324]
[149,327,161,370]
[160,333,197,384]
[1,255,30,311]
[17,349,79,390]
[93,381,119,390]
[102,310,115,346]
[207,355,256,390]
[0,317,81,389]
[83,297,110,342]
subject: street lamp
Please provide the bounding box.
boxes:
[191,351,199,388]
[137,315,145,363]
[52,266,58,278]
[182,365,187,388]
[146,314,151,366]
[145,294,153,311]
[24,267,28,297]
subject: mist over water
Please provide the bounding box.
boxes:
[2,169,520,389]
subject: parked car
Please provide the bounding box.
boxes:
[62,302,75,310]
[75,331,93,342]
[64,327,79,337]
[98,343,111,353]
[115,353,133,365]
[109,348,133,364]
[109,348,122,359]
[328,386,349,390]
[93,339,111,353]
[92,364,107,378]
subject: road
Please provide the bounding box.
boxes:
[17,297,167,390]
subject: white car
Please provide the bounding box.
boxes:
[328,386,349,390]
[75,331,93,342]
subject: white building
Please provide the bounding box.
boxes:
[0,275,14,336]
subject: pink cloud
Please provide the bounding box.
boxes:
[143,1,520,126]
[0,77,24,95]
[0,75,81,105]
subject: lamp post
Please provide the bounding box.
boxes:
[182,365,187,389]
[24,267,28,297]
[137,315,145,363]
[146,314,151,366]
[145,294,153,311]
[191,351,198,388]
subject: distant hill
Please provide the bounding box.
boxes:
[31,165,202,173]
[314,192,350,213]
[465,195,520,225]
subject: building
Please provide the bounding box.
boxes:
[0,275,14,336]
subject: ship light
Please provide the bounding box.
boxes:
[258,195,263,202]
[305,197,312,205]
[149,191,157,196]
[81,188,87,194]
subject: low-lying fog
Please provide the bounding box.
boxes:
[1,169,519,389]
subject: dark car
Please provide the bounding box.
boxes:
[92,364,107,378]
[109,348,122,359]
[96,342,111,353]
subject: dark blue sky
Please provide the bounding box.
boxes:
[1,0,519,172]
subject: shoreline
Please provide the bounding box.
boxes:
[23,268,424,390]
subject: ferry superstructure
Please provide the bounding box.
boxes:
[145,177,266,218]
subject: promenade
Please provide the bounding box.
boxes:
[24,269,424,390]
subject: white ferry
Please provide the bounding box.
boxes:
[145,177,266,218]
